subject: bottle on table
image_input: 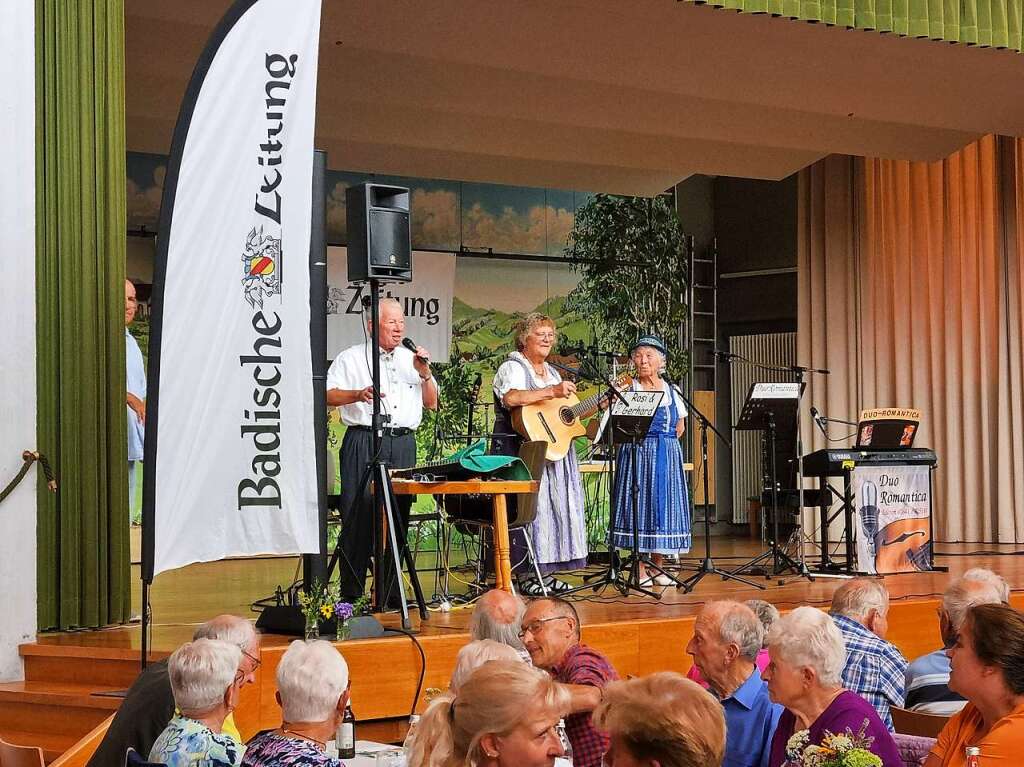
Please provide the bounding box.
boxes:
[965,746,981,767]
[556,719,573,765]
[402,714,421,758]
[337,705,356,760]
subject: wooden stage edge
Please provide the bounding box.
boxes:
[19,545,1024,747]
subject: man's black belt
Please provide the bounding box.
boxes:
[347,424,415,437]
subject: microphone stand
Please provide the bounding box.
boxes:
[677,389,764,591]
[562,355,660,598]
[722,352,825,582]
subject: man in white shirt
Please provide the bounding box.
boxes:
[326,297,437,606]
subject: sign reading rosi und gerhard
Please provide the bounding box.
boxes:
[144,0,323,578]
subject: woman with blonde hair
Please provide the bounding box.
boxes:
[406,659,570,767]
[593,672,726,767]
[491,312,588,595]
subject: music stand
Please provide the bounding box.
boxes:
[677,388,765,592]
[729,382,810,580]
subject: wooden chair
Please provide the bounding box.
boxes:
[441,440,549,591]
[891,705,951,739]
[0,736,45,767]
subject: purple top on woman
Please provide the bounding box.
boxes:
[768,691,902,767]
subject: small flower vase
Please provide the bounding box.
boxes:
[336,622,351,641]
[304,613,320,640]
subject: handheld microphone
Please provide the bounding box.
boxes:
[401,337,429,364]
[713,349,735,360]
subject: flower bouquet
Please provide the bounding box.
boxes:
[784,721,882,767]
[298,580,369,640]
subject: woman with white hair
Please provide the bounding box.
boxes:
[149,639,245,767]
[609,335,689,586]
[242,640,350,766]
[763,607,901,767]
[450,640,523,693]
[406,659,570,767]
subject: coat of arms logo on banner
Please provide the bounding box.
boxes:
[242,226,283,309]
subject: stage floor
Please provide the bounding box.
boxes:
[58,538,1024,651]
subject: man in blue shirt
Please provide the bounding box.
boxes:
[686,600,781,767]
[126,280,146,522]
[905,570,1006,715]
[829,578,908,731]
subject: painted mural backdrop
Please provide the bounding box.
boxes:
[128,152,591,255]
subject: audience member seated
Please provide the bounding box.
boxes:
[242,640,350,766]
[686,601,781,767]
[90,615,260,767]
[925,604,1024,766]
[150,639,246,767]
[450,639,523,692]
[594,672,726,767]
[471,589,530,661]
[764,606,902,767]
[906,570,1006,715]
[687,599,776,691]
[829,578,908,730]
[962,567,1011,603]
[746,599,780,648]
[406,659,570,767]
[520,597,619,767]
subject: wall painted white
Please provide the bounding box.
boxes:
[0,0,37,681]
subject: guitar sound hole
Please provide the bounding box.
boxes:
[559,407,574,425]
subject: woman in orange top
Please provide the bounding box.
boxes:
[926,603,1024,766]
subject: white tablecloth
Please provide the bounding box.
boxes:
[330,739,573,766]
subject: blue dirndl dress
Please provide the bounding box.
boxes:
[610,382,691,554]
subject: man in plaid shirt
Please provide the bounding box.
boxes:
[521,597,619,767]
[829,578,908,731]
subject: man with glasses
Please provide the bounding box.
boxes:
[88,614,260,767]
[520,598,619,767]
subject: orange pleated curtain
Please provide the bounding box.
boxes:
[799,136,1024,543]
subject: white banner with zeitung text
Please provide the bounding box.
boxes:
[326,246,455,361]
[145,0,322,577]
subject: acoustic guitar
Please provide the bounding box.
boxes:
[511,372,633,461]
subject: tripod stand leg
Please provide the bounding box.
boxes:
[377,464,428,626]
[325,458,375,596]
[519,528,549,597]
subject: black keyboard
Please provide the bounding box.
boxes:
[802,448,937,477]
[390,459,476,481]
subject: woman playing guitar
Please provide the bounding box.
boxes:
[491,313,588,595]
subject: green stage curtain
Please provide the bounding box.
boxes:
[36,0,131,630]
[685,0,1023,52]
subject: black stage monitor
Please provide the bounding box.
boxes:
[346,183,412,283]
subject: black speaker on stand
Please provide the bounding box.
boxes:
[346,183,412,283]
